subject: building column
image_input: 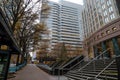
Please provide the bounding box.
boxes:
[4,52,11,80]
[93,45,99,57]
[88,47,94,59]
[112,37,120,56]
[101,41,110,58]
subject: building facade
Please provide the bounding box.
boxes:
[82,0,120,59]
[46,0,83,56]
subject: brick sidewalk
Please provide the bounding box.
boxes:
[8,64,58,80]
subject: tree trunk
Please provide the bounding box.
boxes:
[20,54,24,64]
[16,54,20,66]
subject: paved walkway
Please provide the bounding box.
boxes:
[8,64,61,80]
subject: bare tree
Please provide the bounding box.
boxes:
[51,43,68,61]
[1,0,42,30]
[0,0,50,64]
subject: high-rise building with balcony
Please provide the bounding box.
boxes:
[45,0,83,55]
[82,0,120,59]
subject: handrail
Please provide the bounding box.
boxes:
[61,55,82,68]
[95,59,115,78]
[69,58,85,70]
[78,49,110,71]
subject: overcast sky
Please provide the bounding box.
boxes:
[49,0,83,5]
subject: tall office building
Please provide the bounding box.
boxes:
[45,0,83,54]
[82,0,120,59]
[82,0,120,39]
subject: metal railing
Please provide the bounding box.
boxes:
[69,58,85,71]
[78,49,110,71]
[56,55,85,78]
[77,49,111,79]
[61,55,82,69]
[64,48,117,80]
[95,59,115,79]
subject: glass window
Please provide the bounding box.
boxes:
[108,0,111,5]
[109,7,113,12]
[104,11,107,16]
[110,14,115,19]
[101,33,104,36]
[105,18,109,23]
[97,35,100,39]
[113,14,115,18]
[112,27,117,31]
[101,0,104,3]
[106,30,110,34]
[107,0,111,6]
[107,1,109,6]
[102,5,105,9]
[96,0,99,2]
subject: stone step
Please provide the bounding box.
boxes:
[77,70,118,77]
[65,73,91,80]
[65,59,117,80]
[68,72,118,80]
[66,68,118,80]
[65,74,86,80]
